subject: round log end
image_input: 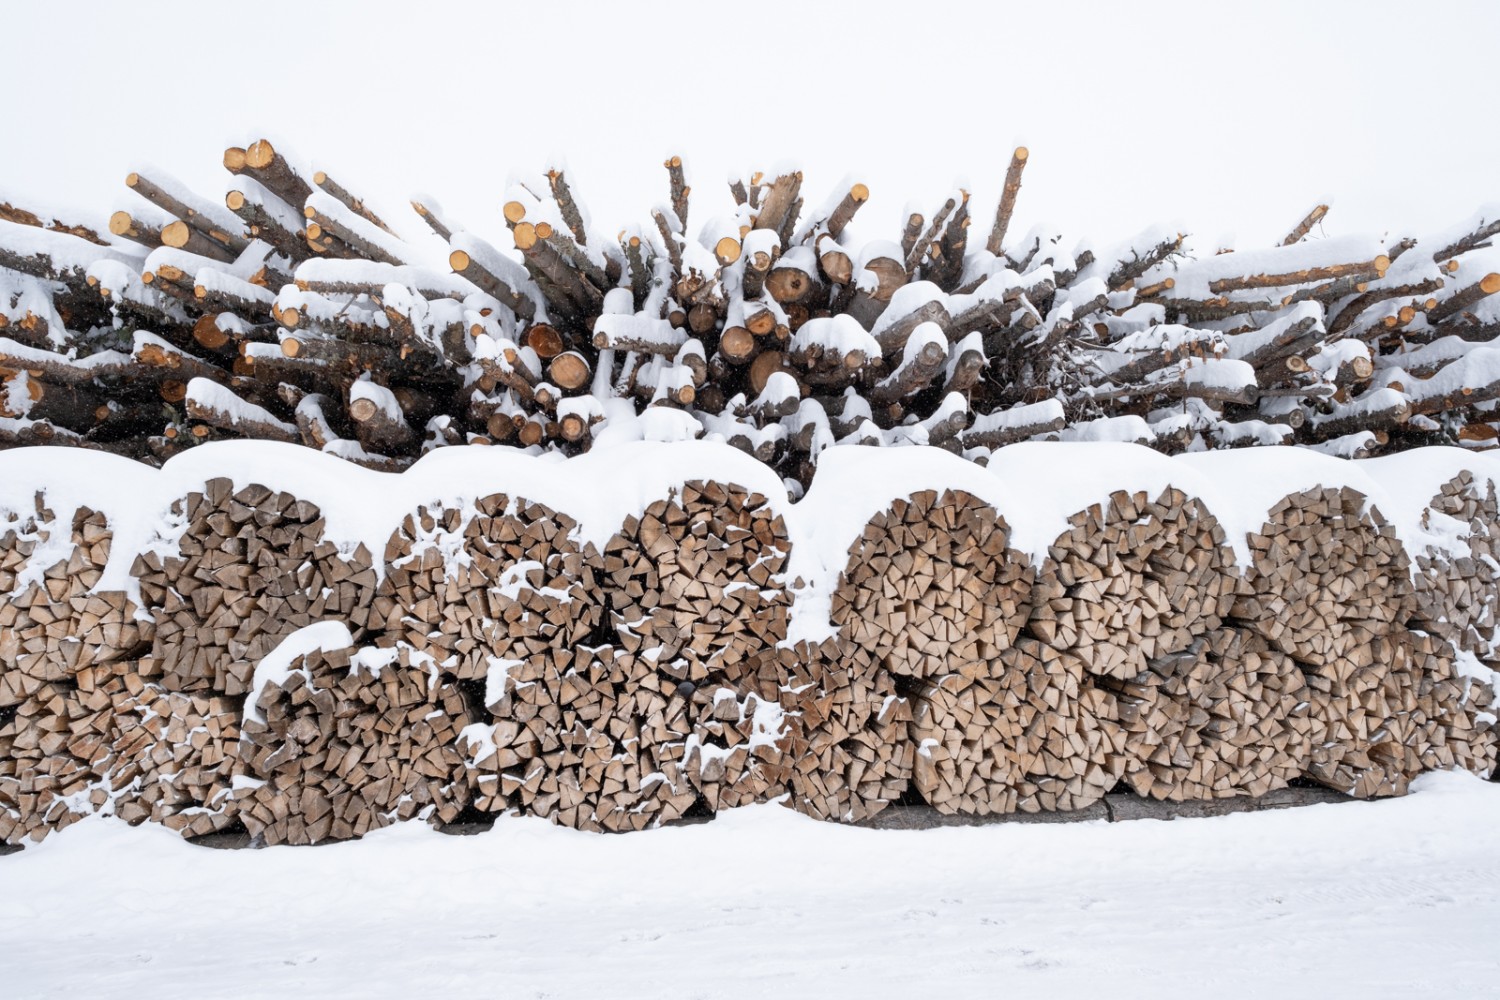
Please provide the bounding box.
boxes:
[715,236,742,265]
[160,220,191,249]
[527,323,565,359]
[348,397,377,423]
[1481,273,1500,295]
[108,211,134,236]
[244,139,276,170]
[851,183,870,203]
[282,337,303,358]
[223,147,247,172]
[513,222,538,251]
[125,172,140,188]
[448,249,471,272]
[1014,146,1029,162]
[503,201,527,224]
[225,190,247,211]
[549,351,591,390]
[666,155,682,169]
[313,170,329,186]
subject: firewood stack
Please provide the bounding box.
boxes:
[0,664,122,845]
[908,637,1127,815]
[1234,488,1425,796]
[1410,472,1500,659]
[237,640,475,846]
[830,490,1038,813]
[106,676,244,838]
[0,504,149,700]
[592,481,793,816]
[774,637,914,824]
[5,145,1500,482]
[374,494,603,819]
[1027,488,1240,681]
[1111,628,1313,801]
[131,478,378,695]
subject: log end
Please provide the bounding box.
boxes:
[245,139,276,170]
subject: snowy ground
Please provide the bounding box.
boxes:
[2,773,1498,999]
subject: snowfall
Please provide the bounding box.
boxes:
[0,772,1493,998]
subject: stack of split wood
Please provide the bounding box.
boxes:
[2,467,1498,848]
[1235,487,1467,797]
[237,639,474,846]
[374,494,603,821]
[5,146,1500,483]
[773,637,915,823]
[131,478,378,695]
[1411,472,1500,659]
[0,504,150,844]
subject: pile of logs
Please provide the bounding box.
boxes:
[5,144,1500,486]
[1,464,1497,848]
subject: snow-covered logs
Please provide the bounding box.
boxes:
[8,144,1500,485]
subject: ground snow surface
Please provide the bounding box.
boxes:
[2,772,1498,999]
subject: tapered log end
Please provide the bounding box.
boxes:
[449,249,471,272]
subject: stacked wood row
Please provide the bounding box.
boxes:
[373,494,604,820]
[0,664,123,845]
[829,490,1042,814]
[107,673,244,837]
[907,637,1126,814]
[1410,472,1500,659]
[6,143,1500,483]
[773,637,914,824]
[0,504,149,703]
[131,478,378,695]
[585,481,793,819]
[237,641,475,846]
[1234,486,1413,668]
[2,466,1498,849]
[1109,627,1313,801]
[1026,488,1240,681]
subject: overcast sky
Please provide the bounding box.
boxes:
[7,1,1497,254]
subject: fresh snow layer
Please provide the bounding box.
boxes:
[1,773,1497,999]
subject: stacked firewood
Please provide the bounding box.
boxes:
[237,639,474,846]
[5,146,1500,484]
[774,637,914,824]
[1411,472,1500,659]
[501,482,795,830]
[131,477,378,695]
[2,466,1498,848]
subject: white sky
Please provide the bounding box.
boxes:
[7,0,1498,254]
